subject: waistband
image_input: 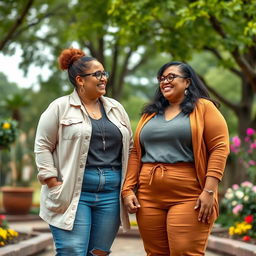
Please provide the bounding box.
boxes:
[85,165,122,170]
[142,162,195,185]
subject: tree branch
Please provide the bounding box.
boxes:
[108,40,120,96]
[0,0,34,51]
[204,46,242,77]
[13,5,67,39]
[209,15,256,91]
[117,48,133,93]
[198,74,239,112]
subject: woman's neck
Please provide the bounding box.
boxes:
[78,93,99,107]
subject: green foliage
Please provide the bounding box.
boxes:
[122,96,147,132]
[0,119,18,150]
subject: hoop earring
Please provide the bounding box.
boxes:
[184,89,188,96]
[80,85,85,95]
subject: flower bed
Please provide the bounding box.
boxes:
[0,215,19,247]
[219,181,256,243]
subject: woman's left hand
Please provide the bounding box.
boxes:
[194,191,214,223]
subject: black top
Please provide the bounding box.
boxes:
[86,102,123,167]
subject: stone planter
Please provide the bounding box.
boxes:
[0,232,53,256]
[208,234,256,256]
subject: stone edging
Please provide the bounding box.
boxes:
[119,227,256,256]
[207,235,256,256]
[0,232,53,256]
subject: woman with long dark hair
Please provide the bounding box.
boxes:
[122,61,229,255]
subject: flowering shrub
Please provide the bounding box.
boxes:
[221,181,256,241]
[0,118,18,150]
[0,215,19,247]
[230,128,256,182]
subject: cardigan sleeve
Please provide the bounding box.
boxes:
[203,101,230,181]
[121,115,147,198]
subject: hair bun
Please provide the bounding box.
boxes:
[58,48,86,70]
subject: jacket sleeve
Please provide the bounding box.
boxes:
[34,103,59,185]
[203,101,230,181]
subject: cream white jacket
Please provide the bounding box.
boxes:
[34,90,133,231]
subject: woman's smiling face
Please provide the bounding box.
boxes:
[159,65,190,104]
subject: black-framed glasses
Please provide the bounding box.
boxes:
[80,71,109,80]
[157,73,187,83]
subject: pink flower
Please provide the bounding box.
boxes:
[250,143,256,149]
[230,145,239,153]
[246,128,255,136]
[241,181,253,187]
[232,136,241,147]
[248,160,256,166]
[244,136,250,142]
[232,204,243,215]
[252,186,256,193]
[232,184,239,190]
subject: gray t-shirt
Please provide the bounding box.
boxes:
[86,102,122,167]
[140,112,194,163]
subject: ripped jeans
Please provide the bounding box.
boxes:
[50,167,121,256]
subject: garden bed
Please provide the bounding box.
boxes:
[0,232,52,256]
[207,228,256,256]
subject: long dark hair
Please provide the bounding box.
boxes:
[142,61,219,115]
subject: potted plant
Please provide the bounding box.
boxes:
[0,118,34,215]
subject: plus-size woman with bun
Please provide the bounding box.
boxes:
[34,48,133,256]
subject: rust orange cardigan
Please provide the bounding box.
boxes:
[122,98,230,217]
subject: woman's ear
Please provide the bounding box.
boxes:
[186,78,191,87]
[75,76,84,87]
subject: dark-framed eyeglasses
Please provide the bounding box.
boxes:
[157,73,187,83]
[80,71,109,80]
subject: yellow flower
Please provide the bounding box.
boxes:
[7,229,18,237]
[229,226,235,235]
[0,228,8,240]
[2,122,11,129]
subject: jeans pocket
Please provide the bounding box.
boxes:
[45,184,69,213]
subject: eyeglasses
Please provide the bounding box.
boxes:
[157,73,187,83]
[80,71,109,80]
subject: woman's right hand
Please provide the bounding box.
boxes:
[123,194,141,214]
[45,177,62,188]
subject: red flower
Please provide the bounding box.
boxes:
[244,215,254,224]
[0,215,6,220]
[243,236,251,242]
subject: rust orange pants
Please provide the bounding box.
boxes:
[136,163,216,256]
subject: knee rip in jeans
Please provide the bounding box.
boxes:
[90,248,110,256]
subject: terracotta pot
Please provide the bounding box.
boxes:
[0,186,34,214]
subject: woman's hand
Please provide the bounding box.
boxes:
[123,194,141,214]
[194,190,214,223]
[45,177,62,188]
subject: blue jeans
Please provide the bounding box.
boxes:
[50,167,121,256]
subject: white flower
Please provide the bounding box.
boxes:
[243,196,249,202]
[235,190,244,199]
[227,188,233,193]
[225,192,234,200]
[231,200,237,206]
